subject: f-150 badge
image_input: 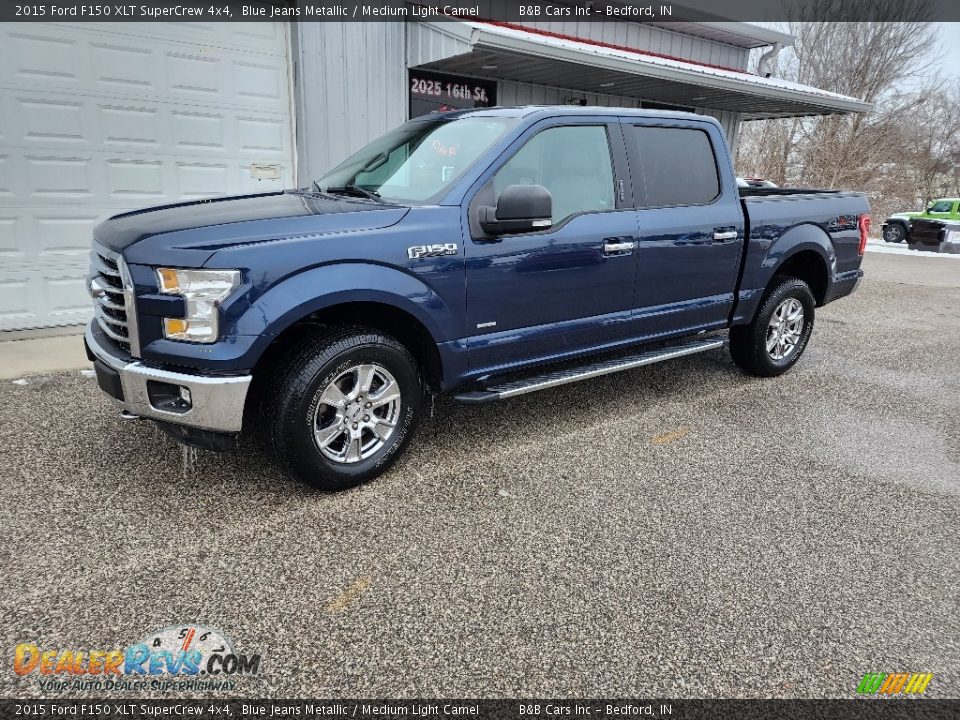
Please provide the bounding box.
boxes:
[408,243,458,260]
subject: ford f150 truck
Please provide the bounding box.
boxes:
[85,107,868,490]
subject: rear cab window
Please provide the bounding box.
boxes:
[625,124,721,208]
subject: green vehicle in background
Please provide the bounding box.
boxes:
[882,198,960,242]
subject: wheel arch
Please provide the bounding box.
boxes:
[252,300,445,393]
[236,263,455,394]
[735,222,833,325]
[773,248,830,305]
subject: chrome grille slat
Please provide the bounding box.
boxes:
[89,241,139,356]
[91,253,121,277]
[96,317,130,343]
[99,295,125,312]
[99,274,124,290]
[94,304,128,329]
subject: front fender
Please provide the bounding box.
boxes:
[239,262,457,339]
[138,263,460,372]
[219,262,457,366]
[885,214,914,225]
[735,222,834,325]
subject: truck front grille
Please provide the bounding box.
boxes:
[90,243,139,356]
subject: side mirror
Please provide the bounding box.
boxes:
[479,184,552,236]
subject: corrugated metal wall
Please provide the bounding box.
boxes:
[515,21,750,70]
[293,22,407,183]
[696,108,741,150]
[406,19,473,67]
[498,79,642,109]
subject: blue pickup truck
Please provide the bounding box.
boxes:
[86,106,868,490]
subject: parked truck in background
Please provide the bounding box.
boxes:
[882,198,960,243]
[85,107,869,490]
[906,218,960,254]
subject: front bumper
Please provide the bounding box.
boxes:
[84,321,251,434]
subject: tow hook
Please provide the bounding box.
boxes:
[119,410,141,421]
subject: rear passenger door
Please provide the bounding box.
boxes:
[622,119,745,338]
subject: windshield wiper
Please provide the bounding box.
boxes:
[323,184,384,203]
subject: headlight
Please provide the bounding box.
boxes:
[156,268,241,343]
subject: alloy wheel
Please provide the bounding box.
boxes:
[312,363,402,463]
[766,298,805,361]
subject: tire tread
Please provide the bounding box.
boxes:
[262,325,420,490]
[729,276,815,378]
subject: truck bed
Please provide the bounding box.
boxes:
[734,188,869,324]
[738,187,840,198]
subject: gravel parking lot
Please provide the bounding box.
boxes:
[1,252,958,699]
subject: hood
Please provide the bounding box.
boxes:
[95,191,410,265]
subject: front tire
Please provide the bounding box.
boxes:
[729,277,815,377]
[883,223,906,243]
[264,327,422,491]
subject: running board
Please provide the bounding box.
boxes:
[454,338,726,404]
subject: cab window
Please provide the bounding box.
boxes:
[626,125,720,208]
[492,125,615,224]
[928,201,953,213]
[317,116,517,203]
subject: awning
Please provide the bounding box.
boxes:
[407,20,872,120]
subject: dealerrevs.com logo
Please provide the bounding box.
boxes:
[856,672,933,695]
[13,624,261,692]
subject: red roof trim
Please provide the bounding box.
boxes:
[473,19,753,77]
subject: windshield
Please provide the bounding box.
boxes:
[317,116,518,203]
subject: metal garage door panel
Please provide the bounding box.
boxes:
[0,22,294,331]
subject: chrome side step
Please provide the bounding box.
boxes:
[454,338,725,404]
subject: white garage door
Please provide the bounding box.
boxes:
[0,22,295,331]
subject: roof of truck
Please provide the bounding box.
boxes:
[421,105,716,123]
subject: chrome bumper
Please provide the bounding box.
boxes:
[85,321,251,434]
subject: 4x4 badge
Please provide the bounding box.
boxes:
[408,243,458,260]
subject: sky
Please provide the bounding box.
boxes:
[753,21,960,89]
[937,23,960,82]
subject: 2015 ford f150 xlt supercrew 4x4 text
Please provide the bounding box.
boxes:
[85,107,869,490]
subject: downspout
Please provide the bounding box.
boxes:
[757,41,784,78]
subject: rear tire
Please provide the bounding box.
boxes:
[729,277,815,377]
[264,327,422,491]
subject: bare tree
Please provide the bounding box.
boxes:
[735,1,949,225]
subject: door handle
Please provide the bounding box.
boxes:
[602,238,635,256]
[713,229,739,243]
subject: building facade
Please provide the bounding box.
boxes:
[0,18,869,332]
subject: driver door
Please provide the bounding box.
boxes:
[464,119,638,374]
